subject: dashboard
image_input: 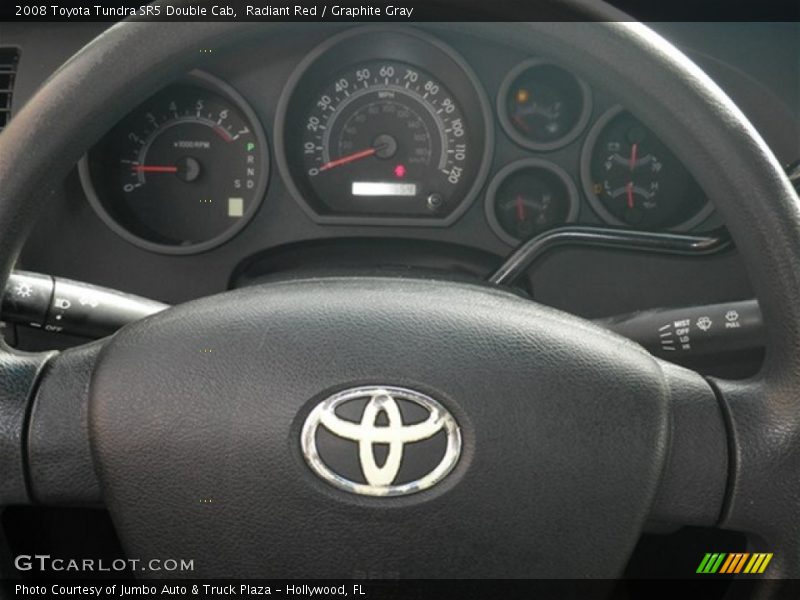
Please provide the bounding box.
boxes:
[3,18,800,585]
[79,26,717,251]
[2,22,799,358]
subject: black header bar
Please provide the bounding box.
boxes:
[2,0,799,23]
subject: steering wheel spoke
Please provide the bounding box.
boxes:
[0,344,54,504]
[646,366,800,578]
[0,339,105,507]
[647,361,729,528]
[709,375,800,578]
[26,340,106,505]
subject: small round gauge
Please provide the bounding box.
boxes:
[581,106,713,230]
[276,28,493,225]
[486,159,579,245]
[498,59,591,151]
[80,72,268,254]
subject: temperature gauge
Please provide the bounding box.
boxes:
[582,106,713,230]
[486,159,579,245]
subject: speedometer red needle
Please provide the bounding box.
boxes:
[319,147,377,171]
[132,165,179,173]
[626,181,635,209]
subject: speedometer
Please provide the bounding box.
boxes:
[277,28,493,225]
[302,60,471,216]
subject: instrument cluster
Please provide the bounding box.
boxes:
[79,26,716,254]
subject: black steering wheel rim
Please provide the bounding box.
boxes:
[1,6,799,583]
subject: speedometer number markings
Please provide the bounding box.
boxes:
[297,60,473,218]
[277,29,492,224]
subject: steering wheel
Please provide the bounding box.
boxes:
[1,7,799,583]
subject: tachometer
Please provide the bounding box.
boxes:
[80,72,269,254]
[276,28,493,225]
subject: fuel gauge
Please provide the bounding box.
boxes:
[486,159,579,245]
[498,59,592,151]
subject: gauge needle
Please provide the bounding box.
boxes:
[516,195,527,221]
[512,113,532,133]
[319,147,378,172]
[629,143,638,170]
[132,165,179,173]
[626,181,635,209]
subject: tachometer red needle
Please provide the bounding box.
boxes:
[319,147,377,172]
[626,181,635,209]
[629,143,638,170]
[132,165,178,173]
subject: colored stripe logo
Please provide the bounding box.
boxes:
[696,553,773,574]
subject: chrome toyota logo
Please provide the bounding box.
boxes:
[301,386,461,496]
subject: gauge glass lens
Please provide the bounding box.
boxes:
[500,61,590,149]
[83,82,267,252]
[487,160,578,243]
[291,59,480,218]
[583,109,710,230]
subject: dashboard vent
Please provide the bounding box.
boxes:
[0,48,20,133]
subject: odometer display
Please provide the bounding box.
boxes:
[277,29,493,225]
